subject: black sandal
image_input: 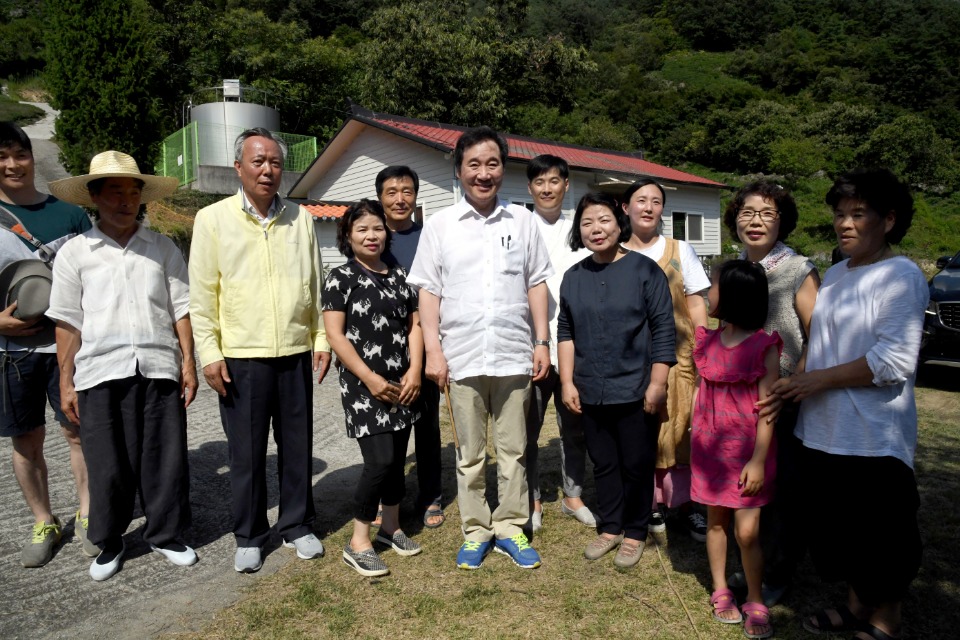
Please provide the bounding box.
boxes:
[422,507,445,528]
[802,605,864,634]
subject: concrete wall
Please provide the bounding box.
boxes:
[188,165,303,196]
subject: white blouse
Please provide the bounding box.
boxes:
[795,257,929,468]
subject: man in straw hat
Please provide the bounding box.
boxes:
[189,128,331,573]
[46,150,198,581]
[0,121,93,568]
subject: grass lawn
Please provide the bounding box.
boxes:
[172,370,960,640]
[0,94,44,125]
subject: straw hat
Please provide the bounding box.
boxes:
[48,150,179,207]
[0,259,55,347]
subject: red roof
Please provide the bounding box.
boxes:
[302,202,348,220]
[351,106,725,189]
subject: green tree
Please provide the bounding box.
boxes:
[0,0,45,78]
[704,100,799,173]
[356,0,593,128]
[856,115,960,191]
[45,0,168,174]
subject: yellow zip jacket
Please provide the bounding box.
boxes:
[189,193,329,367]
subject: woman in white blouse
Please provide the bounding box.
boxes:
[773,168,927,640]
[621,179,709,541]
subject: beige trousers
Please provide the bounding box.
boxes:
[449,375,531,541]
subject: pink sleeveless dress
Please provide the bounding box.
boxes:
[690,326,782,509]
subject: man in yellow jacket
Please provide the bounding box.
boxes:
[189,128,331,573]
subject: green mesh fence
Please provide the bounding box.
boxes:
[157,122,316,186]
[157,122,199,186]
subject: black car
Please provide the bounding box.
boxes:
[921,251,960,365]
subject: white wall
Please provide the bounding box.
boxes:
[307,127,456,218]
[314,220,344,270]
[661,185,722,257]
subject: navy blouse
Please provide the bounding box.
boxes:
[557,251,677,405]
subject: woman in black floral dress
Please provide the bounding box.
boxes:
[323,199,423,576]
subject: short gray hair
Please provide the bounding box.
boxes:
[234,127,287,164]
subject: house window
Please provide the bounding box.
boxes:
[673,212,703,242]
[512,200,535,212]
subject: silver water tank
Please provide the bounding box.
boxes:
[190,82,281,167]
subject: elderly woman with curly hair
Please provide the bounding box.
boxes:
[722,181,820,605]
[772,169,928,640]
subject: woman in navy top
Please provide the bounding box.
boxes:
[557,191,676,568]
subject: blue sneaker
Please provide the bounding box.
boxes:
[494,533,541,569]
[456,539,492,570]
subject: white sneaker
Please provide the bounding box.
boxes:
[90,539,125,581]
[283,533,324,559]
[234,546,263,573]
[150,542,198,566]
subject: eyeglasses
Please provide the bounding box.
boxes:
[737,209,780,222]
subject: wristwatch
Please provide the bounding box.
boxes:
[534,339,550,347]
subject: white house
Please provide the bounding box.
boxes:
[288,104,728,268]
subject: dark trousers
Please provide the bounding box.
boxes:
[355,428,413,522]
[78,374,190,547]
[581,401,659,540]
[801,446,922,605]
[220,354,314,547]
[412,375,443,509]
[758,402,807,586]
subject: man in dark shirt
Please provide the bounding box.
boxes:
[377,165,444,528]
[0,121,93,568]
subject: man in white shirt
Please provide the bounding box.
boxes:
[523,155,595,532]
[47,151,197,581]
[408,127,553,570]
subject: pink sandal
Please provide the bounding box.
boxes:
[710,588,743,624]
[741,601,773,639]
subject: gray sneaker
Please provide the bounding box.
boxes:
[74,511,99,557]
[283,533,324,559]
[22,516,63,568]
[584,533,622,561]
[343,544,389,577]
[375,530,422,556]
[234,546,263,573]
[613,539,645,568]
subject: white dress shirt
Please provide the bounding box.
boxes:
[533,210,590,365]
[47,224,190,391]
[408,198,553,381]
[239,188,282,228]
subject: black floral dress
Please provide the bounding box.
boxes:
[322,261,419,438]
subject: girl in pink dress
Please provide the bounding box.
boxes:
[691,260,781,639]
